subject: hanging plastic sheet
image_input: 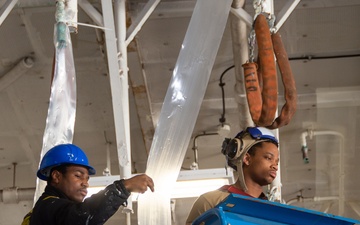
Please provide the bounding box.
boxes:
[137,0,232,224]
[33,22,77,202]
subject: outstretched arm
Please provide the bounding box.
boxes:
[122,174,155,193]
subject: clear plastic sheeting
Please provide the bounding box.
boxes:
[137,0,232,224]
[33,24,77,202]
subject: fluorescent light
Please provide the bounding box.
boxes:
[173,168,234,199]
[86,168,234,199]
[172,178,232,199]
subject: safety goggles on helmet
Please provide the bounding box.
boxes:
[37,144,96,181]
[221,127,278,161]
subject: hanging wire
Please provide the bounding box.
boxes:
[219,65,235,125]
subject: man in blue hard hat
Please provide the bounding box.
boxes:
[185,127,279,224]
[22,143,154,225]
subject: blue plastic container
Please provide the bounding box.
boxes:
[192,194,360,225]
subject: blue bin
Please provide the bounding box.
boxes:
[192,194,360,225]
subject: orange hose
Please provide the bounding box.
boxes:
[254,14,277,126]
[267,32,297,129]
[243,62,262,124]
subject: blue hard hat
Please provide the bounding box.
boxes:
[37,143,96,181]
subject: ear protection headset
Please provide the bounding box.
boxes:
[221,134,245,160]
[221,127,279,171]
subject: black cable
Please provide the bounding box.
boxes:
[219,65,235,125]
[289,53,360,61]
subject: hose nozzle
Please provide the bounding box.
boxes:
[301,146,309,164]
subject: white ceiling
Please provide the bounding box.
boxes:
[0,0,360,225]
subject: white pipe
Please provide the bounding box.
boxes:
[65,0,78,33]
[262,0,284,202]
[314,196,340,202]
[103,142,111,176]
[269,128,282,202]
[286,196,339,206]
[300,130,310,163]
[100,0,129,179]
[0,57,34,91]
[0,188,35,204]
[101,2,133,222]
[230,0,253,128]
[348,202,360,218]
[113,1,133,223]
[300,129,345,216]
[261,0,274,15]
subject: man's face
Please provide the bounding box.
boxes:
[53,165,90,203]
[246,142,279,186]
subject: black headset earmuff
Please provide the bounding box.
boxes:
[221,138,231,155]
[221,137,243,160]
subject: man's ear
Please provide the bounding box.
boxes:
[243,153,251,166]
[51,170,62,184]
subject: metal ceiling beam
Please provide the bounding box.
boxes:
[125,0,160,46]
[78,0,103,27]
[0,0,18,26]
[230,6,252,27]
[101,0,132,182]
[6,87,39,173]
[274,0,301,32]
[128,51,155,156]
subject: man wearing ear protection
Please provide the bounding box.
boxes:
[185,126,279,225]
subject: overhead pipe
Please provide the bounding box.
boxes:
[103,133,112,176]
[0,57,34,92]
[287,195,339,206]
[0,188,35,204]
[230,0,253,128]
[300,129,345,215]
[0,162,35,204]
[114,0,133,220]
[348,202,360,219]
[100,1,134,224]
[287,195,337,214]
[286,189,339,214]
